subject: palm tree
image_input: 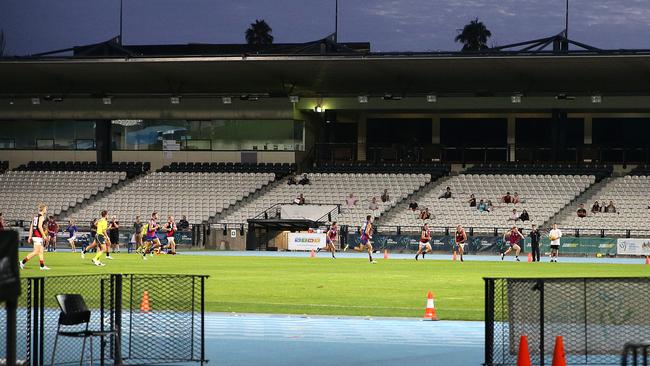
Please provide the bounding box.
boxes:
[245,19,274,46]
[455,18,492,51]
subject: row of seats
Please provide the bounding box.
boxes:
[557,175,650,230]
[463,164,612,181]
[16,161,149,178]
[313,162,450,175]
[381,174,594,234]
[0,171,126,220]
[217,173,430,226]
[65,172,276,225]
[159,162,295,176]
[629,165,650,176]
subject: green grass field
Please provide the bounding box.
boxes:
[19,252,650,320]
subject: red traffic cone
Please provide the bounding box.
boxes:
[645,256,649,265]
[517,335,531,366]
[423,291,439,321]
[527,253,533,262]
[140,291,151,313]
[384,249,389,259]
[552,336,567,366]
[310,249,315,258]
[452,251,457,261]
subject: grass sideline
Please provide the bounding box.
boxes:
[18,251,649,320]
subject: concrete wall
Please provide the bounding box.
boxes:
[3,150,96,169]
[113,150,296,171]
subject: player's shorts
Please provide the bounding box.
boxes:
[455,242,465,249]
[68,235,77,241]
[360,235,369,245]
[166,236,176,244]
[32,237,44,246]
[145,235,158,242]
[509,242,520,248]
[419,241,430,246]
[550,244,560,250]
[96,234,107,245]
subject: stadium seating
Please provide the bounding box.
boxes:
[556,174,650,234]
[66,172,276,225]
[0,161,8,173]
[159,162,295,176]
[0,170,127,221]
[463,163,612,181]
[381,172,595,234]
[16,161,149,178]
[216,172,433,226]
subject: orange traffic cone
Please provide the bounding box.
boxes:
[645,256,649,265]
[310,249,315,258]
[452,251,457,261]
[423,291,439,321]
[384,249,389,259]
[140,290,151,313]
[517,335,531,366]
[552,336,566,366]
[527,253,533,263]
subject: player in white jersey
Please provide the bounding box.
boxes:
[548,223,562,262]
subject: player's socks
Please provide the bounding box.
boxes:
[501,252,505,260]
[316,247,322,253]
[415,254,419,260]
[422,252,425,259]
[516,256,520,262]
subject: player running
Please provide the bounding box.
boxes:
[20,204,50,270]
[141,212,162,260]
[66,219,78,252]
[455,224,467,262]
[317,221,338,258]
[163,216,177,255]
[548,223,562,262]
[344,215,377,263]
[80,218,98,259]
[46,216,59,252]
[91,210,110,266]
[415,223,432,260]
[501,226,523,261]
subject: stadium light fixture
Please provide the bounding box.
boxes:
[102,97,112,105]
[31,97,40,105]
[382,93,403,101]
[289,95,300,103]
[358,95,368,103]
[314,105,324,113]
[222,96,232,104]
[426,95,437,103]
[170,96,181,104]
[591,95,602,103]
[555,93,575,100]
[510,95,522,104]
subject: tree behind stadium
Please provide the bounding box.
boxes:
[455,18,492,51]
[245,19,274,46]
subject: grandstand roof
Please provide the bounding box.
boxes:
[3,52,650,97]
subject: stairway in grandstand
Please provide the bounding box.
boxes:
[544,176,612,231]
[0,161,147,223]
[209,177,286,225]
[554,165,650,236]
[216,164,450,227]
[65,163,293,225]
[380,164,611,234]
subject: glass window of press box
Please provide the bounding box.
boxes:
[0,120,96,149]
[111,119,305,151]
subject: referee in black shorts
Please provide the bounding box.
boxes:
[529,224,541,262]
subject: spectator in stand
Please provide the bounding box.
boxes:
[477,199,488,212]
[591,201,600,214]
[298,174,310,185]
[294,193,306,205]
[368,197,380,210]
[346,193,358,207]
[287,176,297,185]
[438,186,452,199]
[0,212,5,230]
[605,200,616,213]
[519,209,530,222]
[178,215,190,231]
[486,200,494,212]
[468,194,477,207]
[502,192,512,204]
[507,209,519,222]
[512,192,521,205]
[408,201,419,211]
[381,189,390,203]
[577,204,587,218]
[419,208,431,220]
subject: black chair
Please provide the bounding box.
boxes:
[51,294,117,366]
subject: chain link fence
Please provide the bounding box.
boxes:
[485,277,650,366]
[1,274,207,366]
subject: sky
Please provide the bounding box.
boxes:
[2,0,650,55]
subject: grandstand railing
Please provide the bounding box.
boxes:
[621,340,650,366]
[485,277,650,366]
[0,274,208,366]
[250,202,342,223]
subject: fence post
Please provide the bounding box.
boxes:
[6,298,17,366]
[538,279,545,366]
[200,276,206,365]
[114,275,123,366]
[101,278,106,366]
[31,278,39,366]
[484,278,494,366]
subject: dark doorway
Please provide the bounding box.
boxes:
[366,118,432,162]
[440,118,507,162]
